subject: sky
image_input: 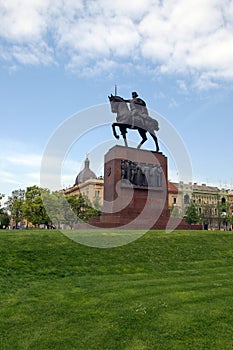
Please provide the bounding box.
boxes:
[0,0,233,201]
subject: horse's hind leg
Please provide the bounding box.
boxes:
[150,131,159,152]
[120,126,128,147]
[137,128,147,149]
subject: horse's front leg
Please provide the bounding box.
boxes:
[123,135,128,147]
[112,123,119,139]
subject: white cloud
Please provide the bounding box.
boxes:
[11,42,54,65]
[0,0,50,41]
[177,80,188,92]
[0,0,233,88]
[0,139,42,194]
[96,0,155,20]
[168,98,179,108]
[7,154,42,167]
[0,169,20,185]
[0,150,78,194]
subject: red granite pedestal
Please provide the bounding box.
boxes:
[90,145,171,229]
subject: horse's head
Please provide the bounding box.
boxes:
[108,94,127,114]
[108,94,124,103]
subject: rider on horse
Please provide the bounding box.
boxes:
[124,92,149,128]
[109,93,160,151]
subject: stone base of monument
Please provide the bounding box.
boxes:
[89,145,201,230]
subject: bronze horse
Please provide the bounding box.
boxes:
[108,94,159,151]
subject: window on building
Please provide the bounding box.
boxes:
[184,194,190,204]
[95,190,100,198]
[173,197,177,204]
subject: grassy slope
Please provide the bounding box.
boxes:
[0,230,233,350]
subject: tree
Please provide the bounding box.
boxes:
[169,204,182,218]
[184,203,199,225]
[6,189,25,228]
[229,215,233,230]
[42,191,77,229]
[217,200,230,230]
[61,194,79,228]
[67,193,100,223]
[0,193,5,205]
[0,211,10,229]
[92,196,102,212]
[23,186,50,227]
[66,194,87,222]
[0,193,10,229]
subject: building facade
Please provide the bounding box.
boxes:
[64,156,104,208]
[169,182,232,230]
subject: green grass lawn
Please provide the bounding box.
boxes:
[1,229,233,350]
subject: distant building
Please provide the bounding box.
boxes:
[64,156,104,207]
[229,190,233,230]
[169,182,231,230]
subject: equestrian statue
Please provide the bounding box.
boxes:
[109,91,159,152]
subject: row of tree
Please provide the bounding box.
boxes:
[0,186,101,229]
[171,202,232,229]
[1,186,232,230]
[0,193,10,229]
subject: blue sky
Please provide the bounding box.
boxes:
[0,0,233,199]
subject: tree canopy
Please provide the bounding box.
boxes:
[4,186,100,229]
[184,203,200,225]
